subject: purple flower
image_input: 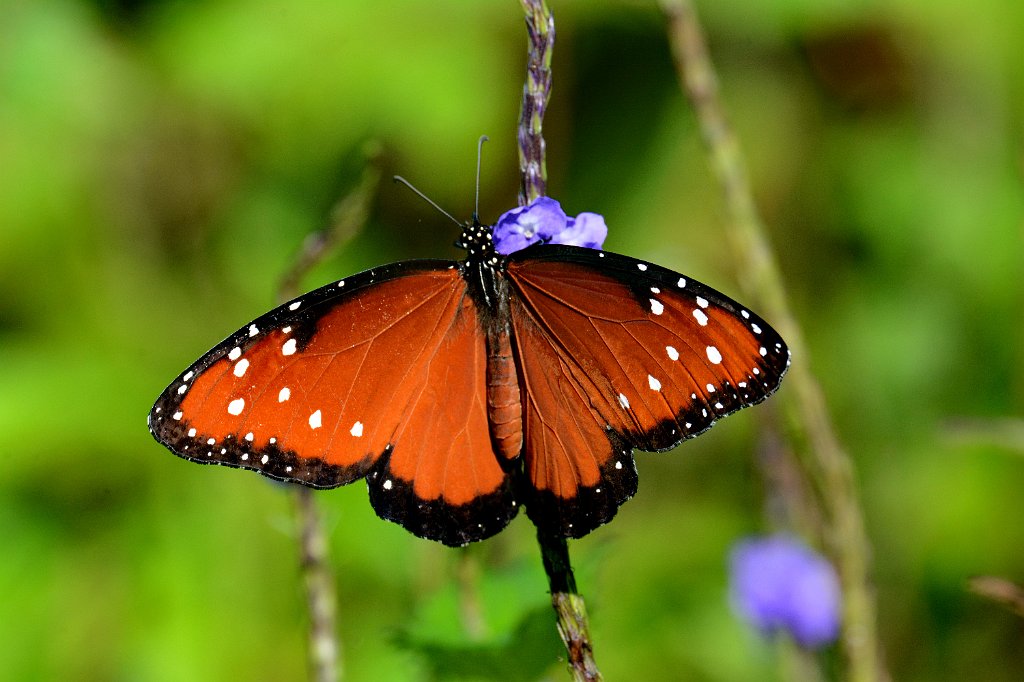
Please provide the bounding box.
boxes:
[729,535,842,649]
[493,197,607,255]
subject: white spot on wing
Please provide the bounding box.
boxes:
[183,371,194,381]
[650,287,660,294]
[172,411,183,420]
[177,384,188,395]
[741,310,750,319]
[383,479,393,490]
[650,299,664,315]
[677,277,686,288]
[244,432,254,441]
[350,421,364,437]
[759,346,767,357]
[751,323,762,334]
[249,324,259,337]
[706,383,716,393]
[188,428,197,437]
[696,296,709,308]
[289,301,301,311]
[309,409,322,429]
[706,345,723,364]
[693,309,709,326]
[637,263,648,271]
[227,398,245,415]
[666,345,680,361]
[279,387,291,402]
[618,393,630,409]
[615,461,623,470]
[261,454,269,465]
[282,338,297,356]
[233,358,249,377]
[648,375,662,391]
[228,347,242,361]
[282,326,292,334]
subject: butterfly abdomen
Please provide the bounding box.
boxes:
[462,255,525,463]
[485,321,524,461]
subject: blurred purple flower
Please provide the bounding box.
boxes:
[729,535,842,649]
[493,197,607,255]
[554,212,608,250]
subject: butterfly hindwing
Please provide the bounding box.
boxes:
[505,245,790,536]
[365,288,519,546]
[510,309,640,537]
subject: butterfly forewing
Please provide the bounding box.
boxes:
[505,246,790,536]
[149,260,518,546]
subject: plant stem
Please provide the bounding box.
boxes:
[538,530,603,682]
[661,2,888,680]
[969,576,1024,618]
[518,0,555,206]
[294,486,341,682]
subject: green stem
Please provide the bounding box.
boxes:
[537,530,603,682]
[661,2,888,680]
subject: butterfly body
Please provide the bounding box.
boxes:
[150,214,789,546]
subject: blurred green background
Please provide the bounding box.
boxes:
[2,0,1022,680]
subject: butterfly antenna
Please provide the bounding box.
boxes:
[474,135,489,223]
[393,175,462,228]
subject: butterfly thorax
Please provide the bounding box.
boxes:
[459,217,506,311]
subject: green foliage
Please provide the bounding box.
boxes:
[1,0,1022,680]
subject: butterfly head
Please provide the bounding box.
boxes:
[459,217,501,270]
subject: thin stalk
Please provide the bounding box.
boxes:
[968,576,1024,619]
[294,487,341,682]
[518,0,555,206]
[661,2,888,680]
[538,530,603,682]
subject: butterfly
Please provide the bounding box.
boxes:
[148,196,789,547]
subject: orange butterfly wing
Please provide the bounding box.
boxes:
[505,247,789,537]
[149,262,517,546]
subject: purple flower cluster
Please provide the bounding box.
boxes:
[492,197,607,255]
[729,535,842,649]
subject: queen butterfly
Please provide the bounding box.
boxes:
[148,197,789,547]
